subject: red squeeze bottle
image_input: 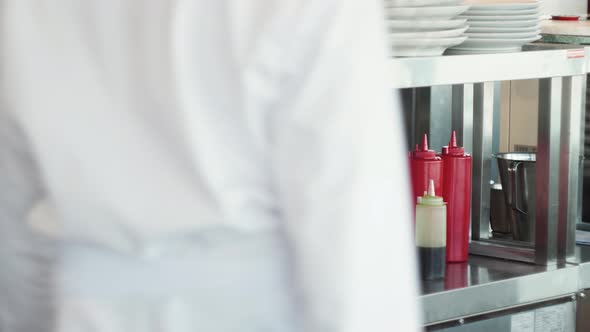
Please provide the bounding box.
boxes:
[410,134,443,205]
[441,131,472,263]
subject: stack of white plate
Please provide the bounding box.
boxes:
[447,1,541,54]
[386,0,471,57]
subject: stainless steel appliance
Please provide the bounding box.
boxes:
[490,183,511,236]
[496,153,537,243]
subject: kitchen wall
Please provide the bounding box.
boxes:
[541,0,586,15]
[498,0,588,152]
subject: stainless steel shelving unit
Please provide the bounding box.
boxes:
[392,44,588,266]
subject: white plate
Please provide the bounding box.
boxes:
[393,37,468,57]
[460,13,539,21]
[386,5,471,19]
[465,2,540,11]
[388,19,467,31]
[445,47,523,54]
[391,36,467,46]
[465,30,540,39]
[458,35,541,48]
[385,0,461,7]
[394,46,455,57]
[467,25,540,33]
[468,19,539,28]
[464,8,540,16]
[390,26,468,39]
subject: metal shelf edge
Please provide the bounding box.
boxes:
[420,265,579,325]
[389,47,589,89]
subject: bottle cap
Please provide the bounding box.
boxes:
[442,130,466,156]
[413,134,438,160]
[417,179,445,206]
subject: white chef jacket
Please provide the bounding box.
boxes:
[1,0,420,331]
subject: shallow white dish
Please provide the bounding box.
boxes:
[391,36,468,56]
[385,0,461,7]
[394,46,455,57]
[467,25,540,33]
[391,36,467,47]
[464,8,540,16]
[466,2,540,11]
[465,30,540,39]
[460,13,539,21]
[386,5,471,19]
[467,19,539,28]
[457,35,541,48]
[391,26,468,39]
[388,19,467,31]
[445,46,522,54]
[392,37,467,57]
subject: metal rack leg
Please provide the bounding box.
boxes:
[536,77,562,265]
[558,75,585,263]
[472,82,495,241]
[452,84,474,155]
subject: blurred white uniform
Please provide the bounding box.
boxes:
[1,0,420,331]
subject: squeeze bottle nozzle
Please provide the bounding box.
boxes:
[449,130,458,148]
[422,133,429,151]
[427,179,436,197]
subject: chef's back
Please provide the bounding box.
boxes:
[0,1,421,331]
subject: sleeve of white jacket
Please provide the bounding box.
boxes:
[0,109,54,332]
[270,1,421,331]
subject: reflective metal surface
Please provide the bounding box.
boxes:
[535,77,562,265]
[389,46,588,89]
[496,153,537,242]
[575,244,590,289]
[396,48,587,265]
[469,239,535,264]
[401,44,590,329]
[452,84,474,155]
[490,184,511,234]
[576,288,590,332]
[471,82,494,241]
[420,245,590,327]
[433,300,575,332]
[558,75,585,264]
[420,255,578,326]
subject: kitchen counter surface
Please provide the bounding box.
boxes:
[540,20,590,45]
[541,19,590,37]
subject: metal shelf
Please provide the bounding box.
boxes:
[420,254,578,326]
[422,245,590,327]
[399,43,588,266]
[389,44,589,89]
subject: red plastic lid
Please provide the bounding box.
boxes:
[412,134,438,160]
[442,130,465,156]
[551,15,580,21]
